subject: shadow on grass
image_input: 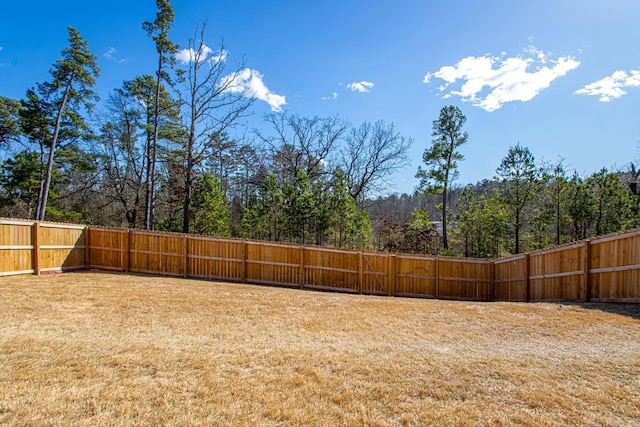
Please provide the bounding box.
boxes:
[561,302,640,320]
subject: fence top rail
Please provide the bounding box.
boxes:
[439,257,492,265]
[529,241,586,257]
[303,245,357,255]
[395,254,437,262]
[187,235,241,244]
[130,229,187,238]
[89,227,128,234]
[0,218,91,229]
[39,222,86,230]
[361,250,390,258]
[494,254,526,264]
[0,218,36,226]
[591,228,640,245]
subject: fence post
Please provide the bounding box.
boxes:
[299,246,305,289]
[525,253,531,302]
[124,230,131,273]
[242,240,247,282]
[435,256,440,299]
[84,226,91,270]
[388,254,396,297]
[183,234,189,278]
[358,252,364,295]
[490,261,496,302]
[584,240,591,302]
[32,221,40,276]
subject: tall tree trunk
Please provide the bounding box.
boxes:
[515,210,520,254]
[146,55,163,230]
[143,131,152,229]
[38,78,72,221]
[182,156,193,234]
[555,190,561,245]
[182,116,196,234]
[442,189,448,250]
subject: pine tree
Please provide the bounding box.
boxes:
[35,26,99,221]
[191,173,231,236]
[416,105,468,250]
[495,143,540,254]
[142,0,178,230]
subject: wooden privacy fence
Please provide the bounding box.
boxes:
[87,226,493,300]
[0,219,87,276]
[494,232,640,303]
[1,218,639,303]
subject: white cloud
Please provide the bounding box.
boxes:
[103,46,128,64]
[322,92,338,100]
[347,81,374,93]
[574,69,640,102]
[423,45,580,112]
[222,68,286,112]
[175,44,228,65]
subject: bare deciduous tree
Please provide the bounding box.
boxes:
[341,120,412,206]
[257,113,349,183]
[176,25,254,233]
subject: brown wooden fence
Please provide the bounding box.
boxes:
[1,218,638,303]
[1,219,87,276]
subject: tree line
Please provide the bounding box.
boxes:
[1,0,638,257]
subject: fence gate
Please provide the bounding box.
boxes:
[361,252,391,296]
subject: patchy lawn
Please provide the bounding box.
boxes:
[1,271,639,426]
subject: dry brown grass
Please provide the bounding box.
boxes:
[1,271,639,426]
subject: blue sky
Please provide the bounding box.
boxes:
[1,0,639,194]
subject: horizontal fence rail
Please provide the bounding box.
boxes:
[1,218,639,303]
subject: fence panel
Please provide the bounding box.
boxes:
[360,252,389,295]
[303,246,359,292]
[88,227,128,271]
[590,231,640,302]
[0,219,34,276]
[529,242,586,301]
[245,241,301,287]
[188,236,244,281]
[494,254,527,301]
[38,223,86,273]
[129,231,185,276]
[437,258,493,301]
[394,254,437,297]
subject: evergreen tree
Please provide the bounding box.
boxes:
[35,26,99,221]
[416,105,468,250]
[143,0,178,230]
[495,143,540,254]
[191,173,231,236]
[0,151,43,217]
[586,168,635,236]
[0,96,22,147]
